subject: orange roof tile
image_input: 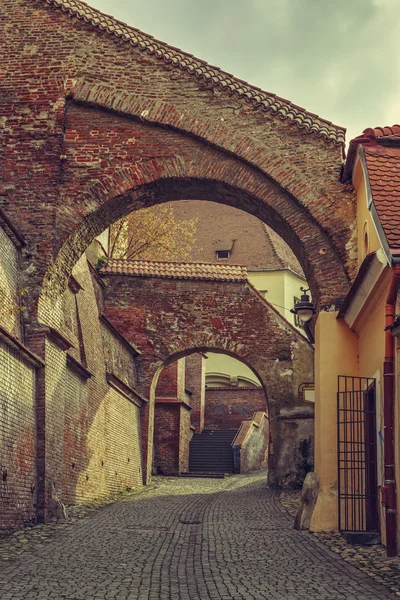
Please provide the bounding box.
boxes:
[365,125,400,138]
[44,0,345,146]
[364,145,400,249]
[101,259,248,282]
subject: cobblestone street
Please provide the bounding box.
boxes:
[0,472,399,600]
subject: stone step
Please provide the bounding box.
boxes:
[180,472,229,479]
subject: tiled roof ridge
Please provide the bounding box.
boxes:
[101,258,248,282]
[44,0,345,146]
[260,224,285,269]
[366,125,400,138]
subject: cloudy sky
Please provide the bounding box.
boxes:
[85,0,399,145]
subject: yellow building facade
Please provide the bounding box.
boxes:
[311,126,400,556]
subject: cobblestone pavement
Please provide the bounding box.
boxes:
[1,472,399,600]
[281,489,400,597]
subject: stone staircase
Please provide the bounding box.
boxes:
[186,429,237,475]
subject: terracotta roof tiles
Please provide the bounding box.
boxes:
[154,200,304,276]
[101,259,248,282]
[44,0,345,146]
[364,145,400,249]
[366,125,400,138]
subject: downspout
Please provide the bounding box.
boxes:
[383,263,400,556]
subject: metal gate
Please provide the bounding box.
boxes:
[337,376,379,532]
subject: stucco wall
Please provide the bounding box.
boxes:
[248,270,306,330]
[238,414,269,474]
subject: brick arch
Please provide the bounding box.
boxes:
[70,79,355,279]
[40,153,349,322]
[101,270,315,487]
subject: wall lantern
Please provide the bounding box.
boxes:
[291,287,315,323]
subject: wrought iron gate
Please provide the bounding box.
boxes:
[337,376,379,532]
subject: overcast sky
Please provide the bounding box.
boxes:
[85,0,399,146]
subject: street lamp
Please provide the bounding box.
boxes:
[291,287,315,323]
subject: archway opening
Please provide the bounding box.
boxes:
[152,349,269,477]
[38,167,350,328]
[35,195,315,503]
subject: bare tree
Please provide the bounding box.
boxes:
[109,204,197,261]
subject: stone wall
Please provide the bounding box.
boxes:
[275,410,315,488]
[238,413,269,474]
[205,388,266,430]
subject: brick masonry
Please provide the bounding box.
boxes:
[205,388,267,430]
[185,354,206,433]
[0,0,356,331]
[0,0,359,528]
[153,359,192,475]
[0,225,22,340]
[40,256,145,514]
[102,273,314,487]
[0,229,147,529]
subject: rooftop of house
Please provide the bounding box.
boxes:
[150,201,304,276]
[364,144,400,251]
[342,125,400,255]
[101,258,248,282]
[45,0,345,146]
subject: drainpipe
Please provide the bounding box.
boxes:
[383,263,400,556]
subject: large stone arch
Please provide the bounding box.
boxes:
[100,267,314,486]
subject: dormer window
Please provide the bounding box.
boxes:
[216,250,230,259]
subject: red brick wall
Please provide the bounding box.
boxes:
[153,402,180,475]
[103,274,314,487]
[156,359,186,400]
[154,359,191,474]
[205,388,267,430]
[185,354,206,432]
[156,363,179,398]
[0,0,355,326]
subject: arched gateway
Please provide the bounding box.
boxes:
[0,0,357,530]
[100,258,314,487]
